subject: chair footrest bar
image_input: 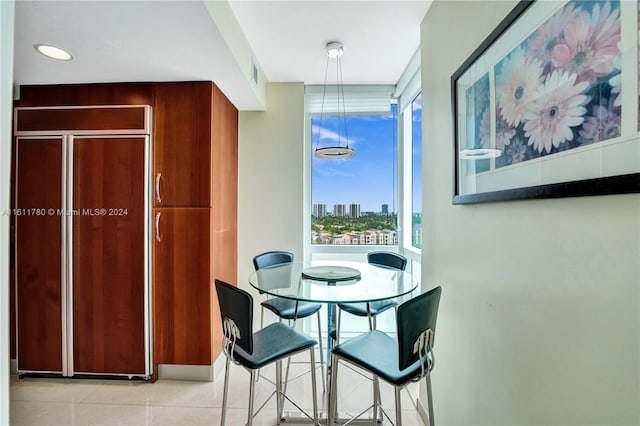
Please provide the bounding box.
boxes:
[274,411,383,424]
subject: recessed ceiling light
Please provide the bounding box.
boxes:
[34,44,73,61]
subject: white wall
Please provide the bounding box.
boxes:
[237,82,304,305]
[0,1,14,425]
[421,2,640,425]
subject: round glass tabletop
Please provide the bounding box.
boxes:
[248,260,418,304]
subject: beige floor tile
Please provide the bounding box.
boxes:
[81,379,218,408]
[10,350,425,425]
[10,377,103,403]
[10,400,75,426]
[70,403,154,425]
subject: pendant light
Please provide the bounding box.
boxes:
[314,41,355,159]
[459,148,502,160]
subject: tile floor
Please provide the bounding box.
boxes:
[10,352,426,425]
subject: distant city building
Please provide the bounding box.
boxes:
[378,230,398,245]
[349,203,361,218]
[413,225,422,248]
[333,204,347,217]
[310,202,399,246]
[334,232,359,245]
[312,203,327,218]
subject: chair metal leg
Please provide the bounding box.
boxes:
[310,348,319,425]
[220,356,231,426]
[282,356,292,398]
[281,319,294,398]
[426,373,435,426]
[394,386,402,426]
[373,375,379,423]
[257,306,265,383]
[275,360,283,424]
[248,370,257,426]
[316,310,326,392]
[328,354,339,424]
[336,308,341,344]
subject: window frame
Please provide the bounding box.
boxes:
[305,108,400,257]
[304,53,421,263]
[397,52,422,256]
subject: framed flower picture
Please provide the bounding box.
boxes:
[452,0,640,204]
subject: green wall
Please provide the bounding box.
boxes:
[421,1,640,424]
[237,83,305,301]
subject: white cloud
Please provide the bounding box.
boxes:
[412,95,422,111]
[312,123,357,146]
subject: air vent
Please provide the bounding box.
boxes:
[251,58,258,85]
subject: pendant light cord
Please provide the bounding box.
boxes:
[314,57,330,152]
[337,55,350,149]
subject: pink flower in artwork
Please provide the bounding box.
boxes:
[527,3,580,67]
[551,1,620,84]
[578,102,621,145]
[496,47,543,126]
[523,71,590,154]
[503,137,528,164]
[496,117,516,151]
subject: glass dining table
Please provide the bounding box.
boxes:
[248,260,419,423]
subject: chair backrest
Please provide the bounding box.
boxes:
[252,251,294,270]
[367,251,407,271]
[396,286,442,371]
[215,279,254,354]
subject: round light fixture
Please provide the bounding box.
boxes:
[326,41,344,58]
[459,148,502,160]
[313,41,354,160]
[315,146,355,159]
[34,44,73,61]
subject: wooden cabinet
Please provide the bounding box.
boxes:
[13,108,151,377]
[154,82,213,208]
[13,81,238,377]
[153,208,212,365]
[72,137,147,375]
[151,82,237,370]
[15,137,64,372]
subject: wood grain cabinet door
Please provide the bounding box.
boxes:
[72,136,147,375]
[153,82,212,208]
[153,207,212,365]
[15,137,64,373]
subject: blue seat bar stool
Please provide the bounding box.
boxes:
[335,251,408,343]
[253,251,325,391]
[329,286,442,426]
[215,279,319,426]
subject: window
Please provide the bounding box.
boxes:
[411,93,422,249]
[310,107,398,246]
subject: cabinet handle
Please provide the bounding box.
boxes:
[155,212,161,243]
[155,173,162,203]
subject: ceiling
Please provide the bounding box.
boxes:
[13,0,431,110]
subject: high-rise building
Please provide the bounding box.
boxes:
[381,204,389,215]
[312,203,327,218]
[333,204,347,217]
[349,203,361,218]
[413,225,422,248]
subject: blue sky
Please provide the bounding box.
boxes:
[311,96,423,214]
[412,94,422,214]
[312,101,423,213]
